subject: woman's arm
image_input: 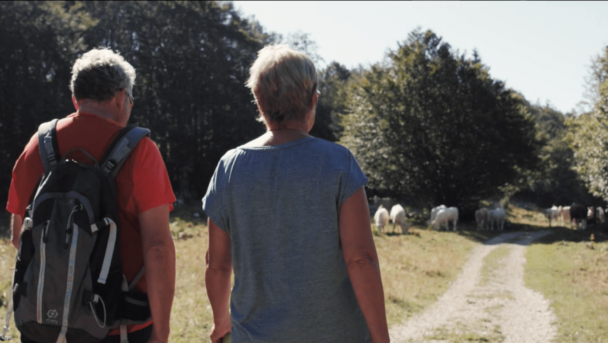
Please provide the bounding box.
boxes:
[206,218,232,343]
[339,188,390,343]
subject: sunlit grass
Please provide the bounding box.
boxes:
[526,228,608,342]
[5,204,603,341]
[374,224,478,326]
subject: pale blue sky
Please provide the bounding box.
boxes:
[233,1,608,114]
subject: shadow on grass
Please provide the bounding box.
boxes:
[0,211,10,239]
[457,220,608,246]
[528,222,608,245]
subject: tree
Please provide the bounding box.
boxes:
[0,2,92,202]
[568,47,608,202]
[515,103,595,206]
[79,1,268,199]
[339,29,539,211]
[311,62,351,142]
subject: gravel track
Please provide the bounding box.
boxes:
[389,231,558,343]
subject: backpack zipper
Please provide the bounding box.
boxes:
[36,220,49,324]
[64,204,82,250]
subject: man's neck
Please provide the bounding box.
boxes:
[77,102,124,127]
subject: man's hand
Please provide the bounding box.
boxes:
[140,204,176,343]
[10,214,23,250]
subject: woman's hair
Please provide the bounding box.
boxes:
[70,47,136,102]
[246,45,318,125]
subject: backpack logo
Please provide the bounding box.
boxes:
[47,309,58,319]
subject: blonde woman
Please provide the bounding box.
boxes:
[203,45,389,343]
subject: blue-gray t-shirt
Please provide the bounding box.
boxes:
[202,136,370,342]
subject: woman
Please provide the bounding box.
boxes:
[203,45,389,343]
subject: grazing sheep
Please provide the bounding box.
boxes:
[428,204,447,225]
[390,204,409,234]
[475,208,489,230]
[374,205,390,233]
[545,206,560,227]
[432,207,459,231]
[488,208,506,230]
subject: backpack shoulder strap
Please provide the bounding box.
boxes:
[100,126,150,178]
[37,119,60,173]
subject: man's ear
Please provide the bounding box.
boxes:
[114,89,126,109]
[72,96,79,110]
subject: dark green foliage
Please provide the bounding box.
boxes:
[340,29,539,211]
[514,103,599,207]
[0,2,83,200]
[310,62,351,142]
[0,1,269,202]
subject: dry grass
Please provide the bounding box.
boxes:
[525,225,608,342]
[374,224,479,327]
[4,205,572,342]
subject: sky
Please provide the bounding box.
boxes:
[233,1,608,114]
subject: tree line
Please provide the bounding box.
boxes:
[1,1,607,216]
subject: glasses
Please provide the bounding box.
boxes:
[127,92,134,107]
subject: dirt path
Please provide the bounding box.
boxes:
[389,231,558,343]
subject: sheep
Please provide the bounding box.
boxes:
[374,205,390,233]
[545,206,560,227]
[475,208,489,230]
[428,204,447,225]
[488,208,506,230]
[432,207,458,231]
[390,204,409,234]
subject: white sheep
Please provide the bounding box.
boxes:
[432,207,458,231]
[488,208,506,230]
[374,205,390,233]
[428,204,447,225]
[390,204,409,234]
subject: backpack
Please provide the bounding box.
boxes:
[2,119,152,343]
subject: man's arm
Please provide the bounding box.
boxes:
[10,214,23,249]
[205,218,232,343]
[339,188,390,343]
[139,204,175,343]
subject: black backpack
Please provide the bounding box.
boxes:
[2,119,152,343]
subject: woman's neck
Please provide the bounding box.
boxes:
[244,128,308,147]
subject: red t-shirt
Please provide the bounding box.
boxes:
[6,111,176,334]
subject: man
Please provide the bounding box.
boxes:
[7,48,176,343]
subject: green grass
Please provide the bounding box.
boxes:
[525,227,608,343]
[424,322,505,343]
[4,204,605,341]
[375,224,479,326]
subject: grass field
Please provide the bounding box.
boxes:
[525,223,608,342]
[1,205,607,342]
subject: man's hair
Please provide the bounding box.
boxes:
[70,47,136,102]
[246,45,318,125]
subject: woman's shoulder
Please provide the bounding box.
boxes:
[309,137,355,159]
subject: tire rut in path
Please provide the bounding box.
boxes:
[389,231,557,343]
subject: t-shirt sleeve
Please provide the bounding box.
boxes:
[338,150,369,206]
[202,157,229,234]
[6,133,44,217]
[131,138,176,214]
